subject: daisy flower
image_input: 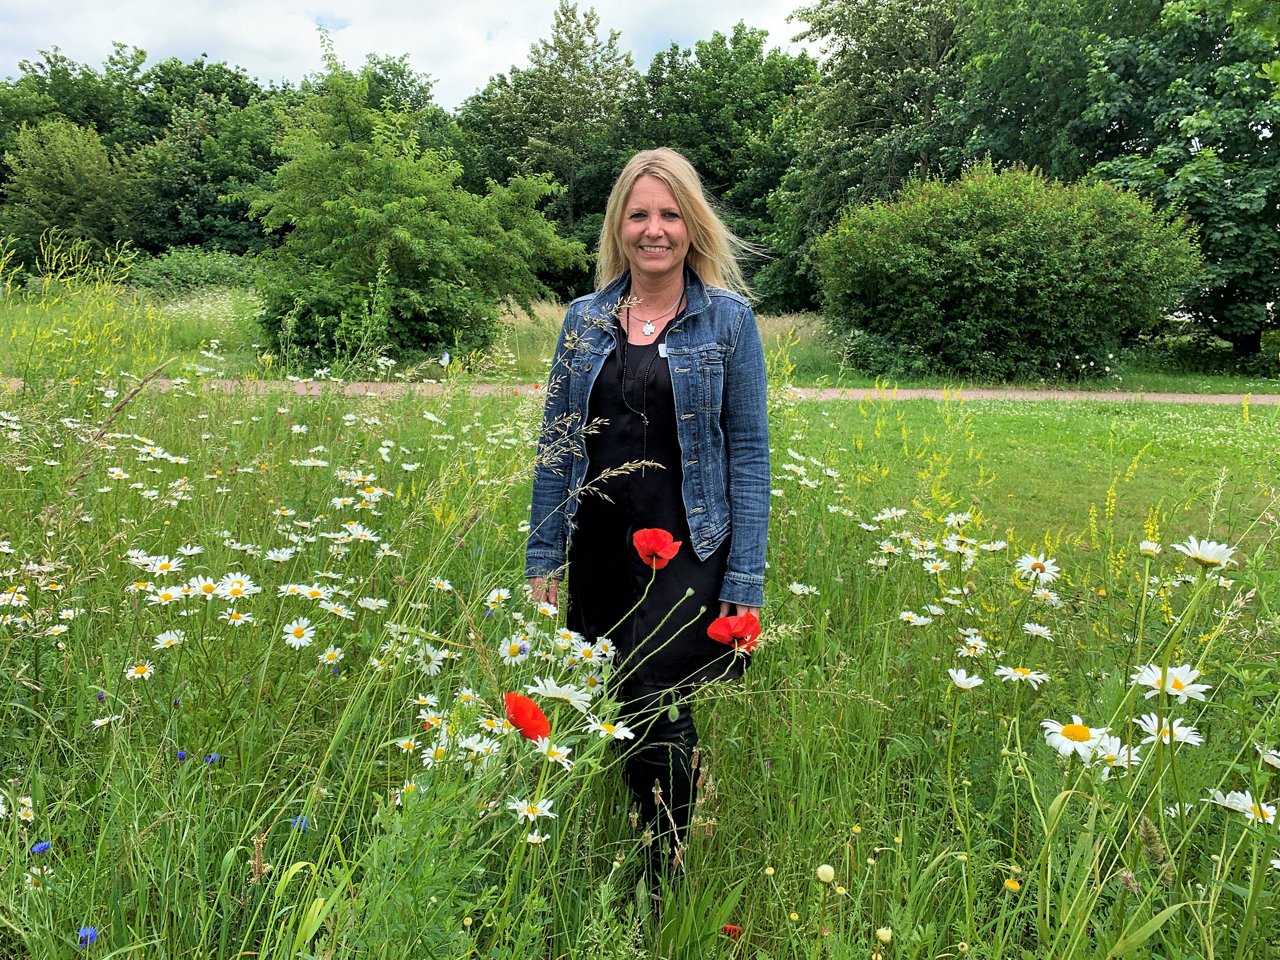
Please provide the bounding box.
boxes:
[421,736,450,768]
[485,588,511,609]
[1042,716,1108,760]
[125,662,155,681]
[1205,789,1275,824]
[430,578,453,592]
[586,716,636,740]
[1257,744,1280,770]
[957,637,988,658]
[995,665,1050,689]
[1134,713,1203,746]
[1088,736,1140,778]
[788,582,819,596]
[923,559,950,574]
[499,635,529,664]
[91,715,122,729]
[1015,554,1060,583]
[534,737,574,770]
[152,629,185,651]
[219,609,254,627]
[1138,540,1162,557]
[507,796,557,822]
[282,618,315,649]
[318,645,344,666]
[395,737,418,753]
[1171,536,1235,569]
[948,668,983,690]
[1130,664,1211,703]
[1022,622,1052,640]
[525,676,591,712]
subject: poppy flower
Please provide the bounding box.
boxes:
[632,528,682,570]
[721,923,744,941]
[504,692,550,741]
[707,613,761,654]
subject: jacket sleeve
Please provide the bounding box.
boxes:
[719,302,770,608]
[525,305,579,581]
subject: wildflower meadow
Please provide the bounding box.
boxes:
[1,276,1278,959]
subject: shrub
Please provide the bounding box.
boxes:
[129,247,253,295]
[814,162,1202,382]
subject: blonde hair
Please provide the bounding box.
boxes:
[596,148,751,296]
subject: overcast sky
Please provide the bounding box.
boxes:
[0,0,818,111]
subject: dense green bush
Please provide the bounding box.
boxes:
[815,162,1202,382]
[129,246,252,294]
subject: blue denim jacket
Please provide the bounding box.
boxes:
[526,269,770,608]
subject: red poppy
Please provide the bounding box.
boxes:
[504,692,550,741]
[721,923,744,941]
[632,528,682,570]
[707,612,762,654]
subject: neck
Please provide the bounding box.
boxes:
[628,271,684,311]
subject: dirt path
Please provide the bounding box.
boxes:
[4,378,1277,404]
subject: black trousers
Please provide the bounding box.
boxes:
[615,680,699,873]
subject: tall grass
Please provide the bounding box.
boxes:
[0,291,1276,958]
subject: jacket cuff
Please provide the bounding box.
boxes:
[719,570,765,609]
[524,551,567,581]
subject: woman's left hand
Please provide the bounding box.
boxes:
[719,601,762,620]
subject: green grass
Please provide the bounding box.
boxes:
[1,285,1278,959]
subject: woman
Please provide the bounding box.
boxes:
[526,148,769,875]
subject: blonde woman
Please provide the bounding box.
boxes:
[527,148,769,877]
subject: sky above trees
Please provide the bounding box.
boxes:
[0,0,813,110]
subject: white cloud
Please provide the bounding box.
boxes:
[0,0,814,111]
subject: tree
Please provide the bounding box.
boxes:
[247,52,584,360]
[815,163,1200,381]
[759,0,962,310]
[945,0,1161,181]
[0,117,133,263]
[1087,0,1280,355]
[455,2,635,295]
[622,23,816,258]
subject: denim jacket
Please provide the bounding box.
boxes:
[526,269,770,608]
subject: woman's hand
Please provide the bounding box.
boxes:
[718,601,761,620]
[529,577,559,607]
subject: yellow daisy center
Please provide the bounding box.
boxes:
[1060,723,1092,742]
[1170,677,1186,691]
[292,628,305,638]
[132,666,148,676]
[1013,667,1031,677]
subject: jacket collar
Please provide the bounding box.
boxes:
[586,268,710,324]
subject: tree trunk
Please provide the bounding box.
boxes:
[1227,328,1263,356]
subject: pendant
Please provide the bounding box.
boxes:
[642,321,655,336]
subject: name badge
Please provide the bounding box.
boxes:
[658,343,669,358]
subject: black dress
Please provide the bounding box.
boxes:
[565,312,742,871]
[565,315,739,688]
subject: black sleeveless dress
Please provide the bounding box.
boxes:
[565,314,741,687]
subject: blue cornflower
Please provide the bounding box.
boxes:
[176,750,188,762]
[95,692,106,701]
[30,840,51,855]
[77,926,98,948]
[290,815,309,833]
[203,753,221,764]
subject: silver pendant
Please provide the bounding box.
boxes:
[642,321,655,336]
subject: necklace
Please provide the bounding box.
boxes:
[629,288,684,337]
[618,327,665,472]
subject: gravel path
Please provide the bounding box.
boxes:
[4,378,1276,404]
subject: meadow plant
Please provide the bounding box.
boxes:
[0,291,1277,957]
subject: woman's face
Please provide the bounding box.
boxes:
[620,174,689,288]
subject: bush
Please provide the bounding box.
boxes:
[814,162,1202,382]
[129,247,253,295]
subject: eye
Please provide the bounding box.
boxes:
[663,211,681,220]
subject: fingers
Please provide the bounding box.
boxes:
[719,601,731,618]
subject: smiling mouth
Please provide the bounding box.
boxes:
[639,245,668,254]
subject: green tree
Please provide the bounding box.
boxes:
[1087,0,1280,355]
[946,0,1161,180]
[815,162,1201,381]
[622,23,816,256]
[455,1,635,294]
[0,117,133,263]
[759,0,962,310]
[247,51,584,360]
